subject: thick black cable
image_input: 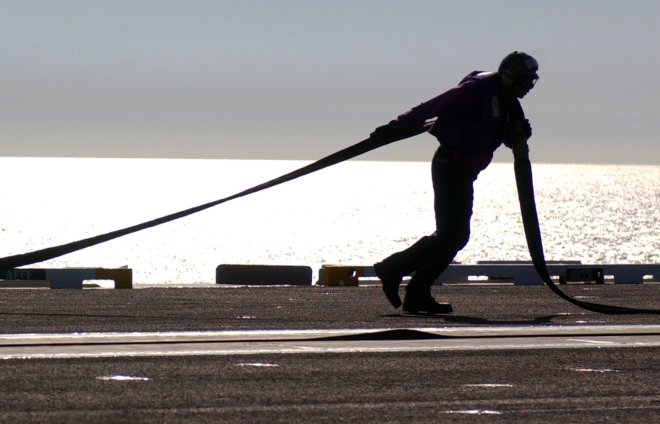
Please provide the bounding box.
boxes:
[0,125,431,271]
[1,124,657,314]
[514,155,659,314]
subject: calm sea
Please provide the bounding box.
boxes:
[1,157,658,284]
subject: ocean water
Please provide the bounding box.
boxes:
[1,157,658,284]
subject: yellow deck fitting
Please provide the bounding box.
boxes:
[1,268,133,289]
[317,265,366,286]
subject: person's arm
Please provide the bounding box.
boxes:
[504,98,532,159]
[371,81,482,140]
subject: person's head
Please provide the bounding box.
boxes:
[498,51,539,98]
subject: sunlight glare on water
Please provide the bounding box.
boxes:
[0,158,657,284]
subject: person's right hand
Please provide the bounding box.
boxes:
[370,121,400,140]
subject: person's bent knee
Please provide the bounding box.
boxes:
[429,229,469,254]
[448,229,470,252]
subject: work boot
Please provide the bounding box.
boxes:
[374,260,404,308]
[402,292,453,314]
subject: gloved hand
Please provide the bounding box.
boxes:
[370,121,405,141]
[512,137,529,160]
[511,119,532,140]
[508,119,531,161]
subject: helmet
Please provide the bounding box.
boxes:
[498,51,539,90]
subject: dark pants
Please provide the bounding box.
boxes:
[382,146,474,297]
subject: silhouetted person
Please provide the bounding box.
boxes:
[372,51,539,314]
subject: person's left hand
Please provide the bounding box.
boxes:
[512,138,529,160]
[511,119,532,140]
[510,119,531,160]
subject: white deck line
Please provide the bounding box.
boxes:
[1,325,659,360]
[1,324,659,345]
[1,324,660,345]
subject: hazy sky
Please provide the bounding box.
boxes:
[1,1,658,164]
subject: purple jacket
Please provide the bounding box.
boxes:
[393,71,522,174]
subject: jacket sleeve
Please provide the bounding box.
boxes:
[391,81,483,128]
